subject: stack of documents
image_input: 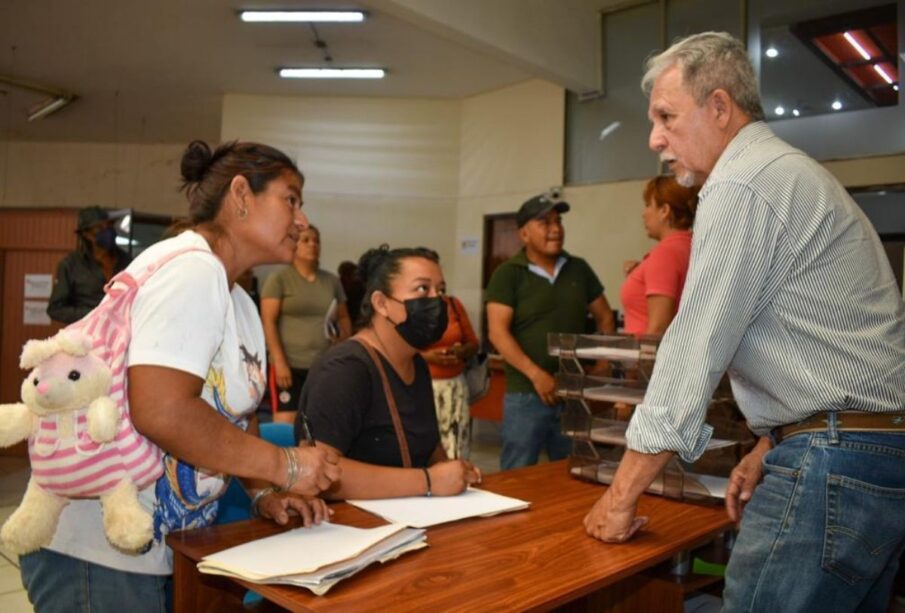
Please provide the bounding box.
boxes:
[348,487,530,528]
[197,522,426,595]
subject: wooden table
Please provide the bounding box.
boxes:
[168,461,732,612]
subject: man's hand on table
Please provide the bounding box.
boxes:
[583,487,648,542]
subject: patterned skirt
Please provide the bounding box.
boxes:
[431,374,470,460]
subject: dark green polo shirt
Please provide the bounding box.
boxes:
[485,249,604,393]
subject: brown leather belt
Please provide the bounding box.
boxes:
[773,410,905,443]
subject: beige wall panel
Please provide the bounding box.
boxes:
[222,94,460,197]
[459,80,564,198]
[0,141,185,214]
[452,79,565,327]
[221,93,462,279]
[267,192,459,284]
[822,153,905,187]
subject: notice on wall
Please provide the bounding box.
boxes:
[24,300,52,326]
[24,274,54,299]
[459,237,479,255]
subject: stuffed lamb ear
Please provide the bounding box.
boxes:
[20,337,60,370]
[54,330,93,357]
[19,330,93,370]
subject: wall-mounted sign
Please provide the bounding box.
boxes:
[24,300,52,326]
[24,274,54,299]
[459,237,479,255]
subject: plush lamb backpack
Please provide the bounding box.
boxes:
[0,246,205,554]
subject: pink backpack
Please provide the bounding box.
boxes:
[29,247,207,496]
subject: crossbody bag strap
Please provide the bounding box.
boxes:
[352,337,412,468]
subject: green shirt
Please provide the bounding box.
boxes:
[262,267,346,369]
[485,249,604,393]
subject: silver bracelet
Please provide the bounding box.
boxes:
[281,447,300,492]
[250,486,279,518]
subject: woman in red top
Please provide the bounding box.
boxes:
[420,295,480,459]
[620,175,699,336]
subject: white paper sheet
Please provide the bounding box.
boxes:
[199,526,427,595]
[348,487,530,528]
[198,522,405,580]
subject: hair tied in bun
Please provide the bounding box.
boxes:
[180,140,214,184]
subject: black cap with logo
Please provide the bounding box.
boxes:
[516,194,570,228]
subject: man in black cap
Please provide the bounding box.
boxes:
[47,206,131,323]
[486,194,615,469]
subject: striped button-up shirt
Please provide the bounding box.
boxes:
[625,122,905,462]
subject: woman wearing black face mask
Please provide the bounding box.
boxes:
[47,206,132,324]
[295,244,483,499]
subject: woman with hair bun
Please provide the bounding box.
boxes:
[19,140,341,612]
[295,245,483,499]
[620,175,699,336]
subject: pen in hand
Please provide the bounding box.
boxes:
[299,411,315,447]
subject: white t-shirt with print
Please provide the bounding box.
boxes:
[47,230,266,575]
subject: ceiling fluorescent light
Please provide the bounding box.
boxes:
[0,74,77,120]
[873,64,894,85]
[279,68,385,79]
[240,10,365,23]
[842,32,871,60]
[27,95,76,121]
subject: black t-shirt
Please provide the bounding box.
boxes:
[296,340,439,468]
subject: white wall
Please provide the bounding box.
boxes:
[0,141,185,213]
[220,94,461,279]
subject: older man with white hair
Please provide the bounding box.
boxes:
[583,32,905,611]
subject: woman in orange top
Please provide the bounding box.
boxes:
[420,295,480,459]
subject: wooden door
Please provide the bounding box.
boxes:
[0,209,75,456]
[482,213,520,290]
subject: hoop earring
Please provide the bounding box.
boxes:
[237,207,248,219]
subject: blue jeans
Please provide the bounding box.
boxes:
[20,548,171,613]
[723,418,905,612]
[500,392,572,470]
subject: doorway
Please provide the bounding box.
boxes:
[480,213,520,338]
